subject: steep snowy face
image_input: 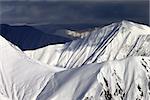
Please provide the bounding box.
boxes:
[97,56,150,100]
[35,57,150,100]
[25,21,150,68]
[0,36,64,100]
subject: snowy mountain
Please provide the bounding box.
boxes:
[25,20,150,68]
[0,20,150,100]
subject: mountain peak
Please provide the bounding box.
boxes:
[119,20,150,33]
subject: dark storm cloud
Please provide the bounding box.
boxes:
[0,0,149,25]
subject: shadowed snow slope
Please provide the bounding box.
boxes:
[25,21,150,68]
[0,21,150,100]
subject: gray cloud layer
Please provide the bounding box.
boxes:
[0,1,149,25]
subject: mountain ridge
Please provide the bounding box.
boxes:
[25,20,150,68]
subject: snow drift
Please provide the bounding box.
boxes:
[0,20,150,100]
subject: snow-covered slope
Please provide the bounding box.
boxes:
[36,56,150,100]
[0,20,150,100]
[1,37,150,100]
[25,21,150,68]
[0,36,64,100]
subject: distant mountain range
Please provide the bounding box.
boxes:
[0,24,72,50]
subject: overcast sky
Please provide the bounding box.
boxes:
[0,0,149,25]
